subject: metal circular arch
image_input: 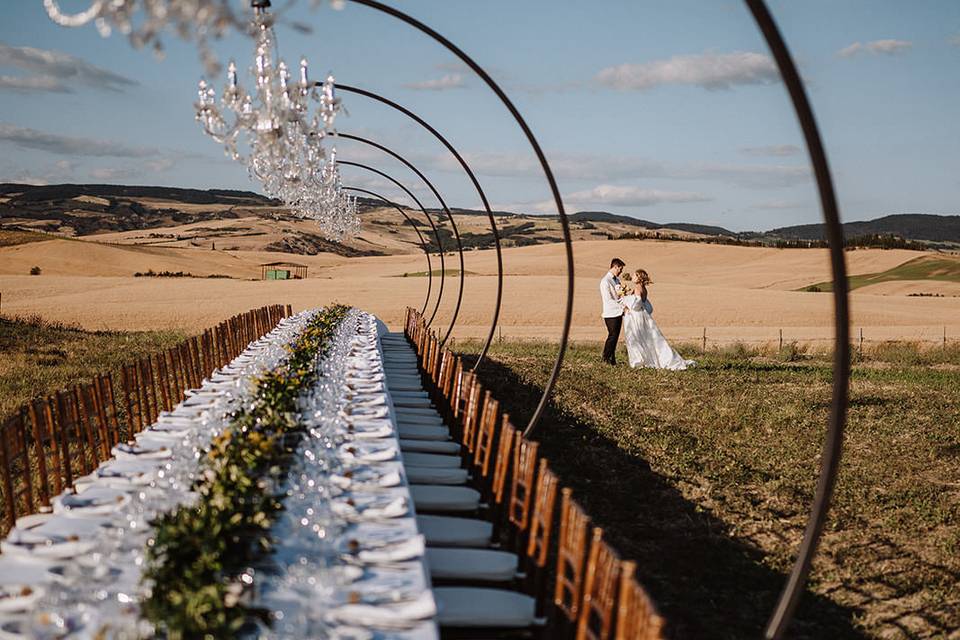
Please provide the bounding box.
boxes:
[344,185,433,317]
[343,0,573,440]
[337,131,466,347]
[334,82,504,371]
[338,159,447,327]
[743,2,851,638]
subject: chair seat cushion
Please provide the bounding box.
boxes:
[411,485,480,512]
[427,548,518,582]
[402,451,462,468]
[397,414,445,426]
[400,439,461,455]
[398,424,451,441]
[417,515,492,548]
[434,587,535,628]
[406,465,468,485]
[395,406,439,416]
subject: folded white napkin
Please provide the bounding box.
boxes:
[331,495,408,521]
[357,535,424,564]
[340,443,398,463]
[330,468,402,490]
[325,590,436,628]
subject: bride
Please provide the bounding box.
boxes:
[622,269,695,370]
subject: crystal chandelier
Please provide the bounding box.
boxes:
[193,4,357,240]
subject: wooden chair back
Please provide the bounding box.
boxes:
[55,388,94,480]
[96,374,121,446]
[472,392,500,478]
[447,358,464,414]
[121,362,143,435]
[77,383,109,462]
[527,459,559,568]
[453,370,474,420]
[491,417,516,505]
[576,528,622,640]
[0,413,35,534]
[460,376,482,452]
[554,488,591,622]
[28,398,62,499]
[508,433,540,532]
[615,562,665,640]
[439,351,456,399]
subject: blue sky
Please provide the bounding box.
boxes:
[1,0,958,231]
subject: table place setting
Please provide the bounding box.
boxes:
[256,311,438,640]
[0,311,322,638]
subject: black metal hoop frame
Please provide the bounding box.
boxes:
[344,0,574,440]
[344,185,433,317]
[336,131,466,346]
[338,159,447,327]
[744,2,850,638]
[335,83,503,371]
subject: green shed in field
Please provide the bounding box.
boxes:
[260,262,308,280]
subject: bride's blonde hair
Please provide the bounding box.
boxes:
[635,269,652,285]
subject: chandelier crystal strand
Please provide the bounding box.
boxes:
[42,0,240,71]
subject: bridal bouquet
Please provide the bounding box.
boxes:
[617,283,632,298]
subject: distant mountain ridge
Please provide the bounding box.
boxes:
[2,183,958,249]
[765,214,960,243]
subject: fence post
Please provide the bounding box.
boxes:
[779,328,783,351]
[859,328,864,356]
[945,326,948,350]
[702,327,707,353]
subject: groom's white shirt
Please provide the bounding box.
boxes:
[600,272,623,318]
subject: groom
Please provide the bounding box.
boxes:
[600,258,626,365]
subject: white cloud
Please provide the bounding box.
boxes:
[595,51,780,91]
[740,144,802,157]
[431,151,810,189]
[838,39,912,57]
[0,123,160,158]
[403,73,466,91]
[563,185,711,207]
[0,75,70,93]
[144,158,175,172]
[0,43,136,93]
[749,199,807,210]
[89,167,139,181]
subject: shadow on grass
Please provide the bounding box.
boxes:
[462,353,865,640]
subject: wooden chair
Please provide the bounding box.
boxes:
[95,374,122,450]
[121,362,143,435]
[472,392,500,479]
[576,529,622,640]
[77,383,110,462]
[453,370,475,421]
[153,352,172,413]
[0,413,35,535]
[526,460,560,614]
[460,377,482,455]
[27,397,62,501]
[615,562,665,640]
[138,357,159,426]
[554,489,592,632]
[54,389,85,485]
[508,433,540,535]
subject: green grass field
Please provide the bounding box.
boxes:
[802,254,960,292]
[0,315,184,419]
[458,339,960,639]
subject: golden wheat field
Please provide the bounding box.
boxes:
[1,237,958,346]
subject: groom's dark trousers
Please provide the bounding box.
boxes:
[602,316,622,365]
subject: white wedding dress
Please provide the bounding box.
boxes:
[622,294,695,370]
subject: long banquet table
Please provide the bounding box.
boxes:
[0,309,438,639]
